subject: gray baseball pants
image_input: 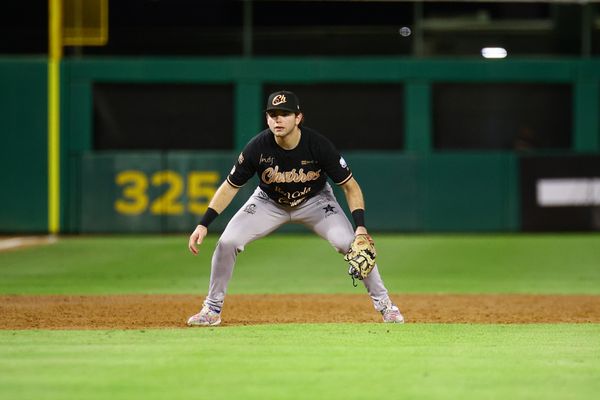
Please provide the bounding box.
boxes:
[204,183,392,312]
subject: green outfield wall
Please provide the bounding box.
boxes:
[72,152,517,233]
[0,58,48,232]
[1,57,599,233]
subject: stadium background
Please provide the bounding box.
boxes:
[1,2,600,399]
[2,0,600,235]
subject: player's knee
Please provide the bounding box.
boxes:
[329,230,354,254]
[216,236,245,254]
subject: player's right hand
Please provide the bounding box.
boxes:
[188,225,208,255]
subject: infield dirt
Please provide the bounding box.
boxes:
[2,294,600,329]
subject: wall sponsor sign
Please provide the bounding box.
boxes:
[520,155,600,231]
[537,178,600,207]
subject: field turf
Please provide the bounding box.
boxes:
[1,234,599,399]
[1,234,599,295]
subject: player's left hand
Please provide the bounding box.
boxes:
[188,225,208,255]
[345,232,377,282]
[354,226,368,236]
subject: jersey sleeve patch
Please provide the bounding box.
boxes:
[227,138,259,187]
[339,157,348,169]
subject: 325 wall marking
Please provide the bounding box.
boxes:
[114,170,219,216]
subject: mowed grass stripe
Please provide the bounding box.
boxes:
[0,234,599,295]
[1,324,599,400]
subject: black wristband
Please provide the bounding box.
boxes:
[199,207,219,228]
[351,209,365,228]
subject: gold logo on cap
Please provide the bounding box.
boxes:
[272,94,287,106]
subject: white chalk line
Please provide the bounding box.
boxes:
[0,236,58,251]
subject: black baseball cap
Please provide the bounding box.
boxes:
[265,90,301,113]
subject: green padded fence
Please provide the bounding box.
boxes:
[0,58,48,232]
[76,152,517,233]
[1,57,599,233]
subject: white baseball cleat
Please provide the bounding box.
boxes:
[187,304,221,327]
[378,298,405,323]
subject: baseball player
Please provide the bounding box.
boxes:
[187,90,404,326]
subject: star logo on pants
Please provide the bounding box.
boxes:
[323,204,336,215]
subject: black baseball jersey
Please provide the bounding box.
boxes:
[227,127,353,207]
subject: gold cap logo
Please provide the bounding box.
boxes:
[272,94,287,106]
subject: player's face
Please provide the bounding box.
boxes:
[266,110,302,137]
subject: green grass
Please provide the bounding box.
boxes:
[1,324,598,400]
[1,234,599,294]
[1,234,599,399]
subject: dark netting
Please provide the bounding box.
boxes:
[263,83,404,151]
[433,83,572,151]
[93,83,234,150]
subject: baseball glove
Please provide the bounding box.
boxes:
[344,234,376,284]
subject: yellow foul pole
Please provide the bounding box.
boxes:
[48,0,62,233]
